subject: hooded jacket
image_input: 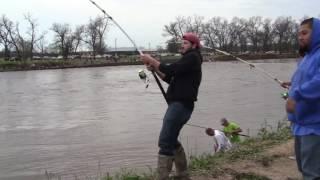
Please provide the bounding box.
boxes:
[288,18,320,132]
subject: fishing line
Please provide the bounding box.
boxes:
[89,0,167,101]
[89,0,210,130]
[89,1,271,134]
[203,46,287,86]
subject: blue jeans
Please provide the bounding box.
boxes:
[295,135,320,180]
[158,102,193,156]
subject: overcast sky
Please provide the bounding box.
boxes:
[1,0,319,49]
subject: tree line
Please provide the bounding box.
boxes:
[0,14,110,60]
[0,14,319,60]
[163,15,319,53]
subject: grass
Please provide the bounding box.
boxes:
[189,119,292,178]
[0,58,142,72]
[45,119,292,180]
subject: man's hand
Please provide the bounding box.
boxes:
[146,64,154,71]
[281,82,291,89]
[140,54,153,65]
[140,54,160,70]
[231,131,239,135]
[286,98,296,113]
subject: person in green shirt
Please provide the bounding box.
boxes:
[221,118,242,143]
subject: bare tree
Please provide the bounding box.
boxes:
[24,13,45,59]
[83,16,109,59]
[51,23,75,59]
[227,17,247,52]
[261,18,274,52]
[163,15,205,50]
[1,15,22,60]
[204,17,229,50]
[0,15,12,60]
[202,22,217,48]
[273,16,296,53]
[184,15,205,37]
[246,16,263,52]
[289,22,299,53]
[73,25,85,53]
[36,33,47,57]
[163,22,181,40]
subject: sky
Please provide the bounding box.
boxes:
[0,0,319,49]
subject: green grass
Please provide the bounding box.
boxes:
[189,119,292,177]
[44,120,292,180]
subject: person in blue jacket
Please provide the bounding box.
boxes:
[284,17,320,180]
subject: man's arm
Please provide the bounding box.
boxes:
[141,54,166,79]
[232,127,242,135]
[158,53,199,76]
[230,123,242,135]
[291,70,320,102]
[146,64,166,79]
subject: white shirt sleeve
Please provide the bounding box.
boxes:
[214,130,232,152]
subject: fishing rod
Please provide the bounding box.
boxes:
[204,46,286,86]
[89,0,167,102]
[189,123,250,137]
[89,1,261,134]
[89,0,215,131]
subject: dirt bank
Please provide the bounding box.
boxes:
[192,139,301,180]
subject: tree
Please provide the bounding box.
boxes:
[51,23,75,59]
[163,21,181,41]
[83,16,109,59]
[0,15,12,60]
[261,18,274,52]
[1,15,22,60]
[227,17,247,52]
[163,15,205,51]
[246,16,263,52]
[166,38,180,53]
[36,34,47,57]
[273,16,296,53]
[73,25,85,53]
[24,13,45,59]
[184,15,205,37]
[203,17,229,50]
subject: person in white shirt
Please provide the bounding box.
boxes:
[206,128,232,153]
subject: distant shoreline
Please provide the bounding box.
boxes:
[0,53,299,72]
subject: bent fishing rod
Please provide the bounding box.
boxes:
[89,0,217,131]
[204,46,286,87]
[188,123,250,137]
[89,0,167,102]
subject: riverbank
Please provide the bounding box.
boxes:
[189,127,300,180]
[56,120,299,180]
[0,53,299,72]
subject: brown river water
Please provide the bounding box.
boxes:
[0,59,297,179]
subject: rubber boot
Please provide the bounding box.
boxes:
[157,155,174,180]
[173,145,191,180]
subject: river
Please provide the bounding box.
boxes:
[0,59,297,179]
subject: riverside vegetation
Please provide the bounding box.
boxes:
[46,119,299,180]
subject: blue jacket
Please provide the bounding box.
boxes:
[288,18,320,133]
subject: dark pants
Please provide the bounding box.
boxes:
[295,135,320,180]
[158,102,193,156]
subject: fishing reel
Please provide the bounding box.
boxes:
[281,92,289,100]
[138,69,150,88]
